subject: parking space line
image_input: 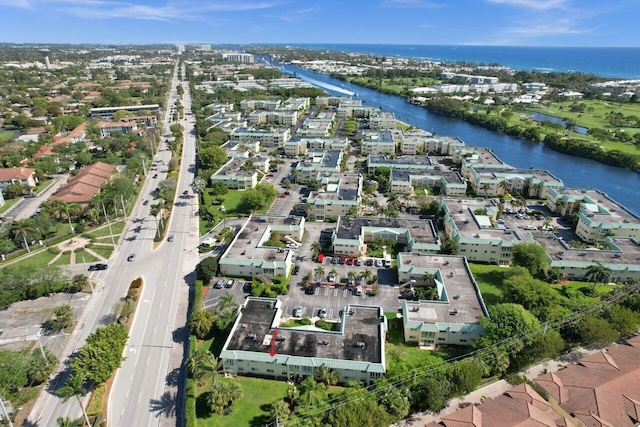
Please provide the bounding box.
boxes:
[314,287,320,295]
[343,289,348,297]
[325,288,330,296]
[328,309,334,319]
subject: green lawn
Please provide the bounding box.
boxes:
[10,250,57,269]
[0,130,16,142]
[33,178,54,194]
[467,263,507,307]
[52,251,72,266]
[86,244,114,260]
[196,376,289,427]
[0,197,21,213]
[74,247,99,263]
[385,317,447,368]
[85,221,126,238]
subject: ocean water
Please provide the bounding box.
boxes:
[291,44,640,79]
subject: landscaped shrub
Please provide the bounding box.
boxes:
[185,378,196,427]
[130,277,142,289]
[48,247,61,254]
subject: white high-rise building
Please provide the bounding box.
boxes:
[176,44,185,53]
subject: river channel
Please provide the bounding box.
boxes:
[282,64,640,216]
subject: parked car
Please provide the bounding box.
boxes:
[293,306,303,317]
[214,279,225,289]
[374,259,383,267]
[330,257,339,264]
[346,258,354,266]
[88,263,108,271]
[292,265,300,275]
[319,307,327,318]
[338,257,346,265]
[305,286,316,295]
[224,279,235,288]
[242,282,251,293]
[365,259,374,266]
[354,258,362,266]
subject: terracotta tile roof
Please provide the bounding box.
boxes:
[506,383,551,411]
[0,167,35,181]
[534,337,640,427]
[68,122,87,139]
[440,405,483,427]
[32,145,55,158]
[536,372,570,403]
[50,162,117,204]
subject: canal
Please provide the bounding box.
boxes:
[283,64,640,216]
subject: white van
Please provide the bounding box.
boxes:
[355,286,363,296]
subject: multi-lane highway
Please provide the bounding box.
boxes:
[108,62,199,427]
[28,61,198,426]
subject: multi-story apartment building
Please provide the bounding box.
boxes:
[294,150,343,183]
[220,298,386,385]
[305,172,362,221]
[441,198,523,265]
[209,157,258,190]
[229,127,290,147]
[360,130,397,155]
[398,253,488,348]
[390,170,466,197]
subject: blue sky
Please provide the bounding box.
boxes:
[0,0,638,47]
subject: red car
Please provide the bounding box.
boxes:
[183,190,189,195]
[277,194,286,198]
[346,258,354,266]
[267,174,274,177]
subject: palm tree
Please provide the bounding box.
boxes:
[387,207,399,218]
[186,349,222,386]
[497,180,508,196]
[297,376,327,409]
[360,269,373,284]
[313,266,325,281]
[269,399,291,425]
[85,208,101,226]
[555,198,567,215]
[310,241,322,259]
[58,202,83,234]
[190,177,207,200]
[286,383,299,406]
[10,220,39,253]
[586,262,612,291]
[329,268,339,280]
[347,271,357,281]
[313,364,339,386]
[56,417,80,427]
[216,292,237,313]
[57,374,91,427]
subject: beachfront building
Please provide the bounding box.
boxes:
[305,172,362,221]
[294,150,343,183]
[369,112,397,130]
[218,215,304,278]
[546,189,640,243]
[398,253,488,348]
[467,168,564,198]
[220,297,386,385]
[331,216,441,257]
[229,127,291,147]
[209,157,258,190]
[399,132,465,156]
[441,198,523,265]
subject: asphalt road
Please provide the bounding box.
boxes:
[28,61,197,427]
[3,174,67,221]
[108,63,199,427]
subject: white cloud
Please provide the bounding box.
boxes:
[507,19,596,36]
[486,0,568,10]
[264,7,322,22]
[0,0,287,21]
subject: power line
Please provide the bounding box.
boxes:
[295,283,639,420]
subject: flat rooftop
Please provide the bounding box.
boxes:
[400,254,488,325]
[222,215,303,263]
[562,189,639,224]
[336,217,438,244]
[392,169,464,184]
[443,198,523,242]
[224,298,383,363]
[478,168,564,185]
[369,155,433,168]
[214,157,254,177]
[312,172,360,202]
[298,150,342,169]
[464,147,504,165]
[532,234,640,266]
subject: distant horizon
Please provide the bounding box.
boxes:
[2,42,639,49]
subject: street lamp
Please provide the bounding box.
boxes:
[140,155,147,176]
[220,205,226,230]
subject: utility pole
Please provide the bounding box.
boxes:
[120,194,127,218]
[140,155,147,176]
[81,256,95,293]
[0,394,14,427]
[35,329,48,363]
[101,199,116,247]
